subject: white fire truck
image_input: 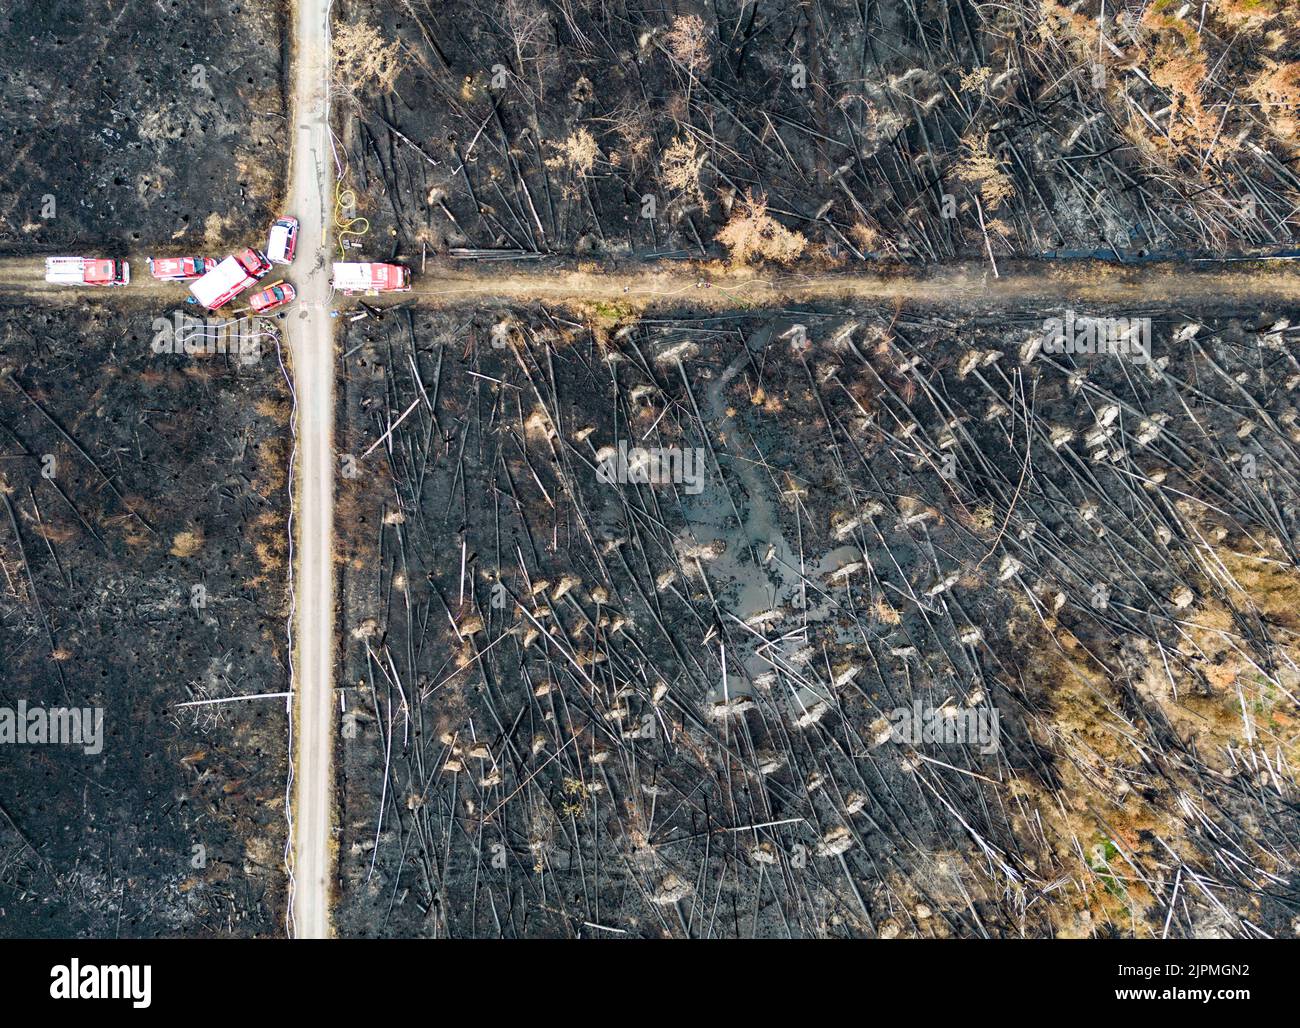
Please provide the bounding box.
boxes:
[189,248,272,310]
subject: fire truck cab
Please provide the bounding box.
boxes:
[332,262,411,295]
[188,249,272,310]
[147,256,216,281]
[44,257,130,287]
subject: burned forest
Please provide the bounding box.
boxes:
[337,0,1300,264]
[3,0,1300,959]
[315,0,1300,941]
[334,302,1300,938]
[0,0,287,254]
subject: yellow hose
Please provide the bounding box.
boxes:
[334,178,370,259]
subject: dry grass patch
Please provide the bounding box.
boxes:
[333,20,402,97]
[170,529,205,558]
[718,191,807,264]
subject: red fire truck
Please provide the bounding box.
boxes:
[248,282,296,314]
[332,262,411,295]
[44,257,130,286]
[147,256,216,281]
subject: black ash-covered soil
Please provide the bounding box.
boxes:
[331,0,1300,267]
[0,0,288,256]
[0,302,291,937]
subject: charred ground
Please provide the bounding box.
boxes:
[0,303,291,937]
[0,0,288,256]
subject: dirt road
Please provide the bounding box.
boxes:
[0,256,183,297]
[284,0,335,941]
[0,21,1297,945]
[386,257,1300,311]
[0,0,342,941]
[5,255,1298,313]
